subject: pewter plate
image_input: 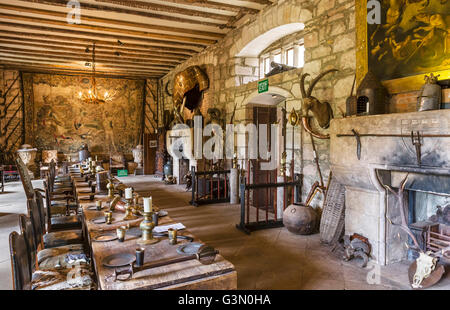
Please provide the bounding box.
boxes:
[176,242,204,255]
[90,216,107,224]
[93,233,118,242]
[102,253,135,268]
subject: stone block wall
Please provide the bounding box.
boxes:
[158,0,357,208]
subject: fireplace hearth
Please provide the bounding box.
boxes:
[330,109,450,265]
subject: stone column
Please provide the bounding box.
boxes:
[230,168,239,204]
[276,175,285,220]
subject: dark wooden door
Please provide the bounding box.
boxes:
[252,106,277,211]
[143,133,157,174]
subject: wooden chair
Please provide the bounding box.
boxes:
[109,152,127,175]
[9,231,94,290]
[29,191,84,249]
[9,231,32,290]
[19,214,86,271]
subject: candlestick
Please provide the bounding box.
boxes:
[137,212,158,245]
[107,179,115,199]
[122,198,138,221]
[143,197,152,213]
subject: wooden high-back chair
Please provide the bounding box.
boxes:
[16,157,34,200]
[9,231,32,290]
[18,215,38,274]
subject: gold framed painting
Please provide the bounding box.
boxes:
[356,0,450,94]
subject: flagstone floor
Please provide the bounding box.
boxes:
[0,175,449,290]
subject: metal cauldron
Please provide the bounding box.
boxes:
[283,203,318,235]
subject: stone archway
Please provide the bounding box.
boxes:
[232,23,306,87]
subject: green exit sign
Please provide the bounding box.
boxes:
[117,169,128,177]
[258,79,269,93]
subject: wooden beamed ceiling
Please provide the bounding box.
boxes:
[0,0,273,78]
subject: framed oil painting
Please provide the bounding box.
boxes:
[356,0,450,93]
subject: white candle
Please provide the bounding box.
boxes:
[144,197,152,213]
[124,188,133,199]
[143,197,152,213]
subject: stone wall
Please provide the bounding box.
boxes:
[159,0,357,207]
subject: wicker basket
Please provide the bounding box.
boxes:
[319,177,346,245]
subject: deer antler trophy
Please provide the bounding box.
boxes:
[300,69,338,139]
[385,174,449,289]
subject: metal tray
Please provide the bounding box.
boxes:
[176,242,204,255]
[93,233,118,242]
[102,253,135,268]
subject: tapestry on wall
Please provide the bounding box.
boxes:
[24,73,144,155]
[367,0,450,81]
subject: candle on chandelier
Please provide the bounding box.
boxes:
[143,197,152,213]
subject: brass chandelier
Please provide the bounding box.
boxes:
[78,43,115,104]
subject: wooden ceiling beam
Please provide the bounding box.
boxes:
[0,60,166,76]
[0,54,172,71]
[0,13,216,46]
[0,63,161,79]
[0,30,197,55]
[0,4,225,39]
[92,0,232,21]
[19,0,234,29]
[0,46,182,66]
[0,38,189,61]
[0,21,206,50]
[159,0,258,13]
[238,0,273,5]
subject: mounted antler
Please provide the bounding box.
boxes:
[300,69,338,139]
[384,174,421,251]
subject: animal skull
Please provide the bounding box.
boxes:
[412,252,437,289]
[300,69,338,139]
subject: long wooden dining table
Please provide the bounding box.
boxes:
[71,171,237,290]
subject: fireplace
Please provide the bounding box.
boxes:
[166,127,196,185]
[330,109,450,265]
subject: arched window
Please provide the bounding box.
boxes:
[259,33,304,79]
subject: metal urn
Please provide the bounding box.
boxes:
[417,73,441,112]
[78,144,90,163]
[283,203,318,235]
[16,144,38,179]
[132,145,144,169]
[164,158,173,177]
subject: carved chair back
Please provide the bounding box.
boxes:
[9,231,32,290]
[28,195,45,251]
[16,157,34,200]
[18,214,37,274]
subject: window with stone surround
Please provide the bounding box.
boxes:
[259,34,304,79]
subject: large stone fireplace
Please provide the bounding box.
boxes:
[330,109,450,265]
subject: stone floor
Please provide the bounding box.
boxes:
[1,175,449,290]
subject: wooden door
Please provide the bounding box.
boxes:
[252,106,277,211]
[143,133,157,174]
